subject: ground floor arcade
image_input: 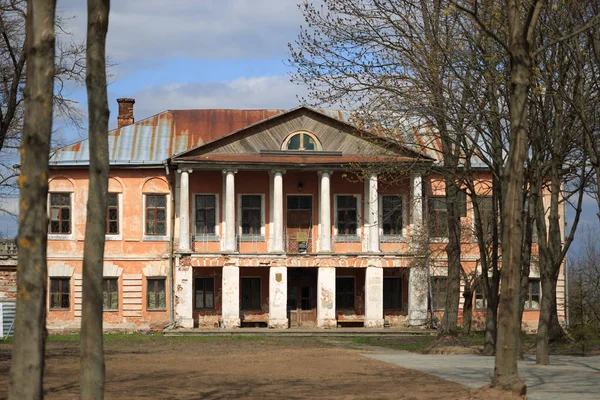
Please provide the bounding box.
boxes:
[174,260,430,329]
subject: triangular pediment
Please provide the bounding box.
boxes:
[172,107,429,164]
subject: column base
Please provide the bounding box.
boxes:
[318,318,337,329]
[221,317,241,328]
[364,318,385,328]
[179,317,194,329]
[407,311,428,327]
[268,318,289,329]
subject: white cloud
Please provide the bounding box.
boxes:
[127,75,309,122]
[58,0,305,61]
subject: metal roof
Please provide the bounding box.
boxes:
[49,106,468,167]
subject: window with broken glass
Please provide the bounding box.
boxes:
[50,193,71,234]
[103,278,119,311]
[50,277,70,310]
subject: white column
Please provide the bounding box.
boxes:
[222,169,237,252]
[175,261,194,328]
[368,173,380,252]
[318,170,332,252]
[268,266,288,328]
[408,172,428,326]
[408,264,428,326]
[221,265,240,328]
[317,267,336,328]
[178,169,192,251]
[271,170,285,253]
[364,266,384,328]
[410,173,424,247]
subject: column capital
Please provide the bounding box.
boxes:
[222,169,238,175]
[270,169,286,176]
[176,168,193,174]
[317,170,333,177]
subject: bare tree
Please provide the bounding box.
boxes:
[79,0,109,398]
[7,0,56,398]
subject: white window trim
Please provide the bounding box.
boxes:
[379,194,407,241]
[192,193,220,241]
[333,194,362,238]
[237,193,266,238]
[105,192,123,241]
[142,193,171,242]
[281,130,322,151]
[48,191,75,241]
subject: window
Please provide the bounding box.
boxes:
[50,278,70,310]
[241,277,261,310]
[283,131,321,151]
[383,277,403,310]
[382,196,403,235]
[241,195,261,235]
[336,195,357,235]
[50,193,71,234]
[474,285,487,311]
[457,191,467,217]
[428,197,448,238]
[336,277,355,309]
[106,193,119,234]
[103,278,118,310]
[195,195,216,235]
[525,279,540,310]
[147,278,166,310]
[194,277,215,309]
[431,277,447,310]
[475,196,494,237]
[145,194,166,235]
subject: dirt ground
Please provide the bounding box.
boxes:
[0,335,520,400]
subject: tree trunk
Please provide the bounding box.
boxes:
[441,176,462,336]
[535,272,554,365]
[483,300,498,355]
[462,286,473,335]
[79,1,110,399]
[8,1,57,399]
[492,1,534,391]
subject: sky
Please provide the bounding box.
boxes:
[0,0,598,258]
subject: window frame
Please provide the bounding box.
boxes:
[193,193,220,241]
[241,277,262,311]
[143,193,170,241]
[427,196,448,240]
[103,278,119,311]
[474,284,487,311]
[335,276,355,309]
[194,277,216,310]
[105,192,123,240]
[525,278,541,310]
[147,277,167,311]
[48,192,74,240]
[237,194,265,239]
[431,277,447,311]
[383,277,404,311]
[380,195,407,239]
[334,194,361,239]
[49,277,71,310]
[281,131,322,151]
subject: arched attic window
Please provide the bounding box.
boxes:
[282,131,322,151]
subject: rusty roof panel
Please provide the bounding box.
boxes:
[50,109,287,166]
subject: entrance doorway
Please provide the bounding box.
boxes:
[286,195,312,253]
[287,268,317,328]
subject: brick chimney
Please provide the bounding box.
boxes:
[117,98,135,128]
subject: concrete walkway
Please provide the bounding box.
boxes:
[365,352,600,400]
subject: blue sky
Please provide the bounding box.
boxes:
[1,0,597,257]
